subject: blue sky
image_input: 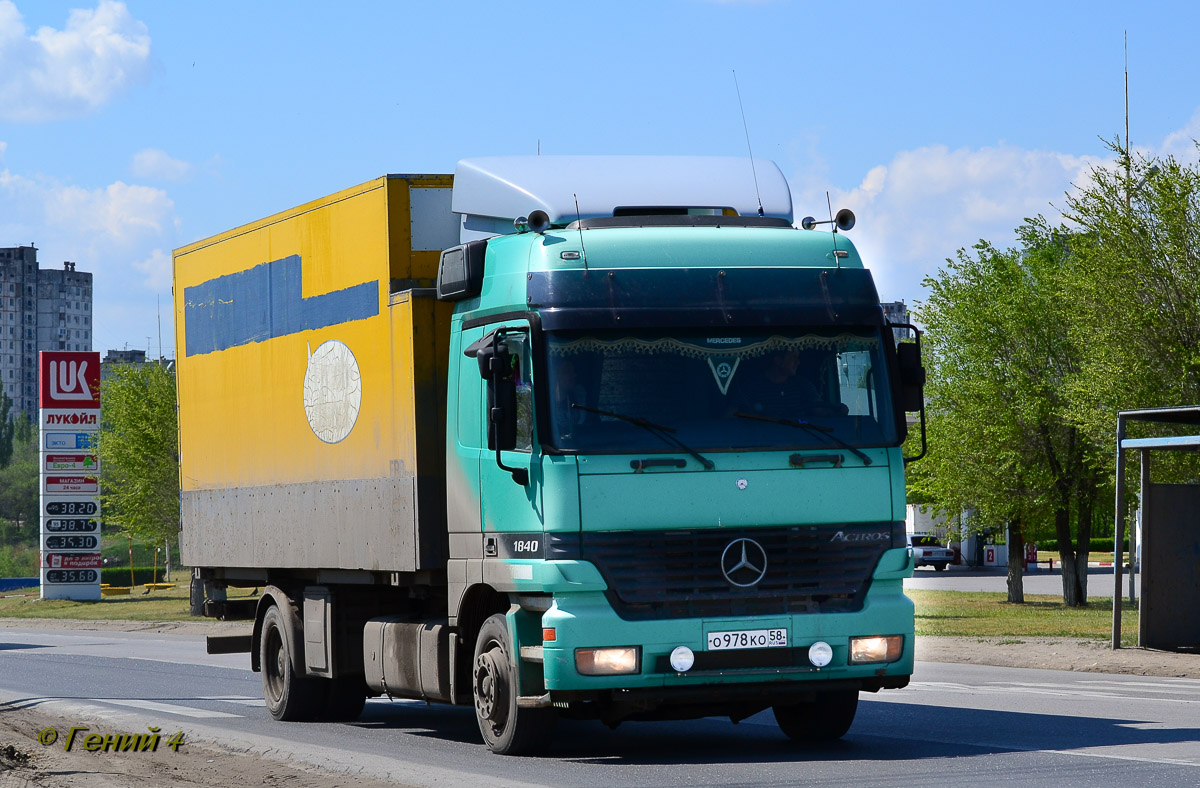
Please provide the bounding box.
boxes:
[2,1,1199,356]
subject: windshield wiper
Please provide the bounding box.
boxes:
[572,404,715,470]
[734,412,873,466]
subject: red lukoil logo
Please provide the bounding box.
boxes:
[39,352,101,409]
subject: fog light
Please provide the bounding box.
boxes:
[669,646,695,672]
[808,640,833,667]
[575,646,640,675]
[849,635,903,664]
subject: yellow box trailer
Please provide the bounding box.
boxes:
[174,175,456,573]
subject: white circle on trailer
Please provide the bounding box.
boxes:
[302,340,362,444]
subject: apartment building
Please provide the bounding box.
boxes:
[0,246,93,416]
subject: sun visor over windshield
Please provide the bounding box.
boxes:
[528,267,884,331]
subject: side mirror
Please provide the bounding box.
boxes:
[476,344,518,452]
[475,338,528,485]
[437,240,487,301]
[891,329,928,464]
[896,342,926,413]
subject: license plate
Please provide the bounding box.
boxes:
[707,628,788,651]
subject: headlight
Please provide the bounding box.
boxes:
[849,635,904,664]
[575,646,640,675]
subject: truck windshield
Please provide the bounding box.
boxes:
[544,328,899,453]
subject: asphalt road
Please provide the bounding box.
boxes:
[1,626,1197,787]
[905,564,1142,598]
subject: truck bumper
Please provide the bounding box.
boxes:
[540,576,914,695]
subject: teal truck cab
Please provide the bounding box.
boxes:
[439,157,923,752]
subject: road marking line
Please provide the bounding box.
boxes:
[986,681,1200,702]
[1078,680,1200,694]
[912,681,1200,704]
[739,714,1200,765]
[199,695,266,706]
[1044,748,1200,768]
[96,698,242,718]
[800,701,1200,770]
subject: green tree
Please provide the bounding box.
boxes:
[0,428,39,546]
[96,363,180,551]
[913,221,1104,605]
[1064,145,1200,452]
[0,388,14,469]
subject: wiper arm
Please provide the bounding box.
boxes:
[734,412,873,466]
[572,404,715,470]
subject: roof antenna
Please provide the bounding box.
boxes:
[574,193,589,271]
[732,69,764,217]
[826,191,841,269]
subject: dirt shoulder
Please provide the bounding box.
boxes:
[0,703,409,788]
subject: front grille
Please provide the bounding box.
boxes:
[549,523,901,621]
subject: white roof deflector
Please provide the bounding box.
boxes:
[452,155,793,241]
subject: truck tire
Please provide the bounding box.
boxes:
[260,604,320,721]
[773,690,858,742]
[472,614,555,754]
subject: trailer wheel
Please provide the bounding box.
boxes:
[773,690,858,742]
[260,604,319,721]
[472,614,555,754]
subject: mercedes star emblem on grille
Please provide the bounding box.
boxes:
[720,538,768,587]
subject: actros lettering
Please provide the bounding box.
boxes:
[829,530,890,543]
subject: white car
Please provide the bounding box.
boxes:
[909,534,954,571]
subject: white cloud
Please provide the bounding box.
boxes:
[792,144,1106,304]
[0,159,175,269]
[0,140,6,161]
[789,110,1200,307]
[1157,109,1200,165]
[0,0,151,122]
[131,248,170,290]
[45,180,173,245]
[0,157,179,358]
[131,149,192,182]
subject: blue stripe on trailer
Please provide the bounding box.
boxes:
[183,255,378,356]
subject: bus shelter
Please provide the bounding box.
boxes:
[1112,406,1200,651]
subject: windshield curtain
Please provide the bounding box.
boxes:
[543,328,899,453]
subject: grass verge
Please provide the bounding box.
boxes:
[1,584,1138,645]
[1035,551,1117,564]
[0,583,257,622]
[910,589,1139,645]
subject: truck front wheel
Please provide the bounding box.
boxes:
[773,690,858,742]
[261,604,320,721]
[472,614,555,754]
